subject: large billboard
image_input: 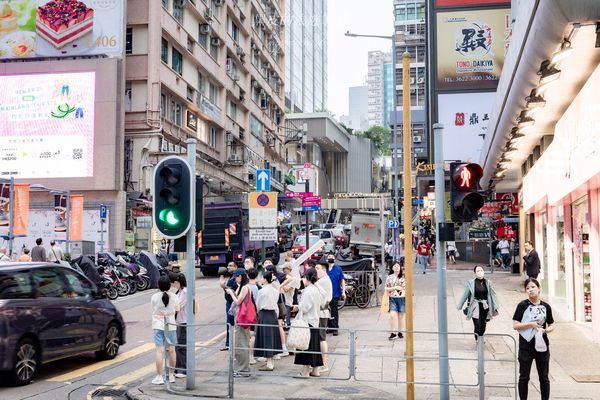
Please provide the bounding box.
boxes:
[436,0,511,6]
[0,0,123,60]
[436,8,511,90]
[438,92,495,162]
[0,71,96,179]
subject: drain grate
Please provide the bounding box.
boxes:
[323,387,362,394]
[91,388,129,398]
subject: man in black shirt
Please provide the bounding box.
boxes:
[219,262,238,350]
[523,241,541,279]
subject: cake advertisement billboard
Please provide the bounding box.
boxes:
[436,8,511,90]
[0,71,96,179]
[0,0,123,60]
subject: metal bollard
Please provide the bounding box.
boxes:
[349,331,356,379]
[228,324,235,398]
[477,335,485,400]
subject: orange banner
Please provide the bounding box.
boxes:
[69,195,84,241]
[12,184,29,236]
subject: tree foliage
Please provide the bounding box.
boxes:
[355,125,391,156]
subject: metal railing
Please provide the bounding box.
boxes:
[162,318,517,400]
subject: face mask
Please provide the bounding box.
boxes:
[475,271,484,279]
[327,259,334,264]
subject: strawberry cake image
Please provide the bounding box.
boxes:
[36,0,94,49]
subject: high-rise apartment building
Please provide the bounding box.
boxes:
[341,86,369,132]
[125,0,287,248]
[392,0,428,167]
[367,51,392,127]
[284,0,327,113]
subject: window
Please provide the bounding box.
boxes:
[126,27,133,54]
[173,1,184,23]
[198,32,207,49]
[227,100,237,121]
[31,268,67,298]
[208,126,217,148]
[161,38,168,63]
[209,38,219,59]
[170,100,182,126]
[160,93,167,117]
[187,36,194,53]
[229,18,239,43]
[62,270,94,301]
[125,81,132,112]
[187,86,194,102]
[162,0,168,8]
[197,71,205,95]
[208,82,218,104]
[172,48,183,75]
[0,271,32,299]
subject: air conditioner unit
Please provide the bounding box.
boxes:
[239,94,245,102]
[410,77,415,84]
[226,132,233,143]
[236,45,244,56]
[251,42,258,50]
[174,0,186,7]
[413,135,422,143]
[259,89,266,96]
[252,80,259,88]
[254,15,261,26]
[266,136,275,147]
[210,37,220,46]
[260,97,268,109]
[239,54,246,63]
[417,77,424,84]
[204,9,213,21]
[233,74,240,81]
[199,24,211,35]
[225,57,232,72]
[214,0,224,6]
[229,154,242,162]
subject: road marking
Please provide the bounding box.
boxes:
[48,342,155,382]
[103,331,226,386]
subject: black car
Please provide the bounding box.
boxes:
[0,263,126,385]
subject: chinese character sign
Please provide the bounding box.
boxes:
[436,8,511,90]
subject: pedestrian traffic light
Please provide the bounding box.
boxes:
[450,162,485,223]
[153,156,193,239]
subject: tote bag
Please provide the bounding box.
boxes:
[380,291,390,314]
[236,292,257,329]
[286,310,310,351]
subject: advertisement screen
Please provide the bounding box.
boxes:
[438,92,494,162]
[436,0,511,6]
[0,71,96,179]
[436,8,511,90]
[0,0,123,60]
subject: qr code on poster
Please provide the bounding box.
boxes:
[72,148,83,160]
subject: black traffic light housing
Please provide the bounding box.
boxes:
[153,156,193,239]
[450,162,485,223]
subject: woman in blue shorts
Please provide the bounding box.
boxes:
[385,261,406,340]
[151,275,180,385]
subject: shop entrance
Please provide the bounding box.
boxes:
[572,197,592,323]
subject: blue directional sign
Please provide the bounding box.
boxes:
[256,169,271,191]
[302,205,321,212]
[388,219,399,229]
[100,204,107,220]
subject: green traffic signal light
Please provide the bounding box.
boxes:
[159,209,181,227]
[153,157,193,239]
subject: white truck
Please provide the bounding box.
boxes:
[349,212,386,259]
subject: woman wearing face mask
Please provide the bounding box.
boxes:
[512,278,554,400]
[457,265,499,341]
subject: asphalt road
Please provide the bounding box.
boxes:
[0,273,227,400]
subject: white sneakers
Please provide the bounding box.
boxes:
[174,373,186,378]
[152,374,175,384]
[319,364,330,373]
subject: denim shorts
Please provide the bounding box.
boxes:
[389,297,406,313]
[154,329,177,347]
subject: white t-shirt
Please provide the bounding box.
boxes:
[498,239,510,254]
[151,291,180,331]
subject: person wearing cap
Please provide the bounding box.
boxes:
[315,261,333,372]
[219,262,238,351]
[225,268,252,377]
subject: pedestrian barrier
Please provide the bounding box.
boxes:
[162,319,517,400]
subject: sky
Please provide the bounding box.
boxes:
[327,0,394,119]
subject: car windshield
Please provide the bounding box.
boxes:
[294,236,320,246]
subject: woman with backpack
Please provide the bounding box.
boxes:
[457,265,499,341]
[225,268,253,377]
[151,275,180,385]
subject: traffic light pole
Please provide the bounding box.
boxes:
[186,138,197,390]
[433,123,450,399]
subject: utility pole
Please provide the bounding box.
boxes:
[304,126,310,255]
[185,138,197,390]
[402,51,415,400]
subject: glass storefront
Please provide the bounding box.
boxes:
[572,196,592,323]
[556,207,566,298]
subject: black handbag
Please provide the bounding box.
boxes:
[462,292,472,316]
[277,294,287,320]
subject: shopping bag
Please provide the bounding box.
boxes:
[380,291,390,314]
[286,311,310,351]
[236,292,257,329]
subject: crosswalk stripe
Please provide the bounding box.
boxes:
[48,342,155,382]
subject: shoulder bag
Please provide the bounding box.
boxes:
[286,310,310,351]
[462,290,472,316]
[380,290,390,314]
[236,291,257,329]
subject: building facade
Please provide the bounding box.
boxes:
[125,0,287,251]
[341,85,369,132]
[284,0,327,113]
[367,51,392,128]
[479,1,600,341]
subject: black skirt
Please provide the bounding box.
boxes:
[294,324,324,367]
[254,309,282,358]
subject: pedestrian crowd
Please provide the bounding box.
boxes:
[0,237,65,263]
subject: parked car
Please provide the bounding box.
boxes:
[0,263,126,385]
[310,229,346,252]
[291,235,324,260]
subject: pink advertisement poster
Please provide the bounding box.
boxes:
[0,71,95,179]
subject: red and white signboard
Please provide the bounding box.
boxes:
[285,192,313,198]
[302,196,322,207]
[480,192,519,216]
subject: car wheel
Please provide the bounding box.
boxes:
[96,322,121,360]
[10,338,38,385]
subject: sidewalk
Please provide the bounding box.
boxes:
[128,262,600,400]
